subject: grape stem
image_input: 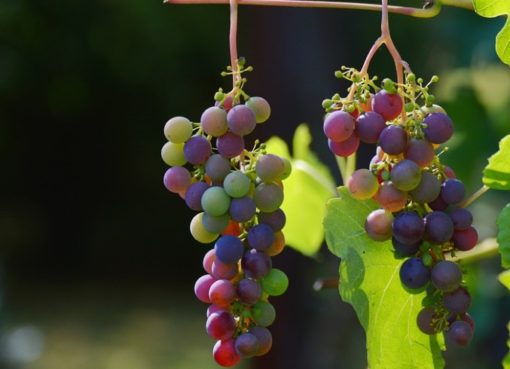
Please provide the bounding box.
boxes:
[446,237,500,264]
[460,184,490,208]
[229,0,240,88]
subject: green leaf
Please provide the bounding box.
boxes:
[324,187,445,369]
[265,124,335,256]
[483,134,510,190]
[497,203,510,268]
[502,271,510,369]
[473,0,510,66]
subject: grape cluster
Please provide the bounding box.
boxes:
[325,69,478,347]
[161,62,290,367]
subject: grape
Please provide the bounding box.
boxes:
[223,220,241,237]
[328,134,360,157]
[347,169,379,200]
[194,274,216,303]
[163,166,191,193]
[202,213,230,234]
[424,211,454,244]
[258,209,286,232]
[206,311,236,340]
[281,158,292,179]
[218,94,234,112]
[371,90,403,121]
[201,187,231,216]
[223,171,251,198]
[237,278,262,305]
[459,313,475,330]
[164,116,193,143]
[209,279,237,307]
[246,96,271,123]
[227,104,257,136]
[161,141,186,166]
[254,183,284,212]
[431,260,462,292]
[242,249,272,279]
[249,326,272,356]
[355,112,386,144]
[390,159,422,191]
[235,333,260,357]
[443,287,471,314]
[247,224,275,251]
[205,154,231,182]
[374,182,407,212]
[190,213,219,244]
[417,307,439,334]
[392,237,420,258]
[183,182,209,212]
[206,304,226,318]
[378,125,407,155]
[201,106,228,137]
[448,208,473,230]
[405,139,435,168]
[441,179,465,205]
[365,209,393,241]
[183,135,212,165]
[211,259,238,280]
[399,257,430,289]
[266,231,286,256]
[428,195,448,211]
[214,235,244,264]
[203,249,216,274]
[255,154,285,183]
[359,94,373,112]
[260,268,289,296]
[252,301,276,327]
[409,171,441,204]
[213,339,241,367]
[423,112,453,144]
[444,166,456,179]
[323,110,356,142]
[229,197,256,223]
[452,226,478,251]
[446,320,473,347]
[217,132,245,158]
[392,212,425,245]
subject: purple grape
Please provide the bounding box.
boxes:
[242,249,272,279]
[443,287,471,314]
[448,208,473,230]
[446,320,473,347]
[201,106,228,137]
[213,338,240,367]
[258,209,286,232]
[417,307,439,334]
[209,279,236,307]
[423,113,453,144]
[205,154,231,182]
[392,237,420,258]
[424,211,454,244]
[355,112,387,144]
[235,333,260,358]
[441,179,465,205]
[409,171,441,204]
[365,209,393,241]
[371,90,403,121]
[247,224,275,251]
[184,181,209,211]
[249,326,272,356]
[203,249,215,274]
[229,197,256,223]
[323,110,356,142]
[183,135,212,165]
[378,125,408,155]
[206,304,226,318]
[211,259,238,280]
[227,104,257,136]
[194,274,216,303]
[431,260,462,292]
[452,226,478,251]
[328,135,360,157]
[255,154,285,183]
[237,278,262,305]
[217,132,245,158]
[163,166,191,193]
[390,159,422,191]
[214,235,244,264]
[253,183,284,213]
[392,212,425,246]
[405,139,435,168]
[374,182,407,212]
[399,257,430,289]
[428,194,448,211]
[206,311,236,340]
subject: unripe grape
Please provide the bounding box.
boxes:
[252,301,276,327]
[164,116,193,143]
[202,213,230,234]
[409,171,441,204]
[201,106,229,137]
[161,141,186,166]
[163,166,191,193]
[261,268,289,296]
[246,96,271,123]
[190,213,219,244]
[347,169,379,200]
[323,110,356,142]
[205,154,231,182]
[374,182,407,212]
[254,183,284,212]
[223,171,251,198]
[365,209,393,241]
[256,154,285,183]
[201,187,231,216]
[390,160,422,191]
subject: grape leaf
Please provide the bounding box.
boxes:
[483,134,510,190]
[473,0,510,66]
[500,271,510,369]
[265,124,335,256]
[324,187,445,369]
[497,203,510,268]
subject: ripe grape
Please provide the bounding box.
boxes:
[246,96,271,123]
[211,259,238,280]
[205,154,231,182]
[206,304,225,318]
[424,211,454,244]
[229,197,256,223]
[227,104,257,136]
[390,159,422,191]
[213,339,241,367]
[254,183,284,213]
[202,213,230,234]
[201,187,231,216]
[428,194,448,211]
[431,261,462,292]
[247,223,275,251]
[378,125,408,155]
[405,139,435,168]
[249,326,272,356]
[266,231,286,256]
[448,208,473,230]
[223,171,251,198]
[164,116,193,143]
[258,209,286,232]
[417,307,439,334]
[328,134,360,157]
[323,110,356,142]
[355,112,386,144]
[441,179,465,205]
[214,235,244,264]
[374,182,407,212]
[446,320,473,347]
[209,279,237,307]
[194,274,216,303]
[217,132,245,158]
[260,268,289,296]
[400,257,430,289]
[235,333,260,357]
[452,226,478,251]
[163,166,191,193]
[203,249,216,274]
[185,181,209,211]
[392,212,425,245]
[256,154,285,183]
[409,171,441,204]
[371,90,403,121]
[392,237,420,258]
[252,301,276,327]
[347,169,379,200]
[443,287,471,314]
[365,209,393,241]
[190,213,219,244]
[206,311,236,340]
[161,141,186,166]
[242,249,272,279]
[423,112,453,144]
[184,135,212,165]
[201,106,229,137]
[237,278,262,305]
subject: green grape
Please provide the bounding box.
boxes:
[347,168,379,200]
[190,213,219,244]
[223,171,251,198]
[246,96,271,123]
[260,269,289,296]
[164,116,193,143]
[202,213,230,234]
[281,158,292,180]
[161,141,186,166]
[254,183,284,213]
[201,187,231,216]
[252,301,276,327]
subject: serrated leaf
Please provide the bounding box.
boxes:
[483,135,510,190]
[265,124,335,256]
[501,271,510,369]
[474,0,510,66]
[497,203,510,268]
[324,187,445,369]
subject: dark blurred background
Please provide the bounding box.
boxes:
[0,0,509,368]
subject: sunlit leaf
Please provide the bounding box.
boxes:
[474,0,510,66]
[483,135,510,190]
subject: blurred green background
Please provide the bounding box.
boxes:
[0,0,509,368]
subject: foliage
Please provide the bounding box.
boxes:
[474,0,510,66]
[483,134,510,191]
